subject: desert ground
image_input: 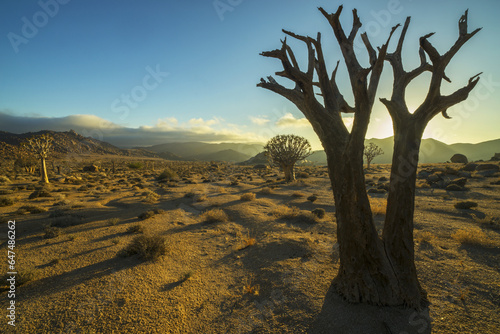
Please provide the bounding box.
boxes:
[0,157,499,333]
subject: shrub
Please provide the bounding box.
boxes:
[138,210,155,220]
[107,218,120,226]
[0,196,16,207]
[416,231,435,244]
[18,205,47,214]
[120,235,167,261]
[201,208,229,223]
[292,191,305,198]
[126,224,145,234]
[128,162,144,169]
[240,193,256,201]
[311,208,326,219]
[0,175,10,184]
[370,197,387,216]
[143,190,160,203]
[28,188,52,199]
[451,228,492,246]
[259,187,273,195]
[157,168,178,181]
[43,226,62,239]
[454,201,478,210]
[297,172,309,179]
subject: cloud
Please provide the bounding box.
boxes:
[249,116,270,125]
[275,113,311,128]
[0,111,265,147]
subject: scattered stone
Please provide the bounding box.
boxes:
[446,184,465,191]
[462,163,478,171]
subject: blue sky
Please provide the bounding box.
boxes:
[0,0,499,149]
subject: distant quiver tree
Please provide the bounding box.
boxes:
[21,133,54,184]
[264,134,311,182]
[364,143,384,169]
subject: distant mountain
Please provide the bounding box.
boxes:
[240,152,268,165]
[190,149,251,163]
[272,137,500,165]
[146,142,263,159]
[0,130,159,159]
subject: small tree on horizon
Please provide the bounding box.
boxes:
[364,143,384,169]
[264,134,311,182]
[22,133,54,184]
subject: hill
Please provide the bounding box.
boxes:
[146,142,263,159]
[0,130,159,159]
[190,149,251,163]
[306,137,500,165]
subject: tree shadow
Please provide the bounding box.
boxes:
[311,283,432,334]
[459,244,500,272]
[16,256,138,300]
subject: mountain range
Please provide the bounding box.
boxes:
[0,130,498,164]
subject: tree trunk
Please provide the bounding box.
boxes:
[383,120,427,307]
[41,157,49,184]
[325,142,401,305]
[282,164,295,182]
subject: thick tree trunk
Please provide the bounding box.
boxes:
[383,121,427,307]
[41,157,49,184]
[325,142,401,305]
[282,164,295,182]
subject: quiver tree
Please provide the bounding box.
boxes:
[264,134,311,182]
[364,142,384,169]
[21,133,54,184]
[380,10,481,308]
[257,5,480,308]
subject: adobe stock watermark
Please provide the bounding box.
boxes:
[213,0,243,21]
[111,64,169,121]
[7,0,71,54]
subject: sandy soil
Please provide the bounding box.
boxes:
[0,160,499,333]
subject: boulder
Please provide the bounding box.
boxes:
[462,163,478,172]
[476,164,500,172]
[491,153,500,161]
[450,153,468,164]
[83,165,99,172]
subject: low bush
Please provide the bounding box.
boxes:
[157,168,178,181]
[240,193,256,201]
[120,235,167,261]
[454,201,478,210]
[128,162,144,169]
[311,208,326,219]
[201,208,229,223]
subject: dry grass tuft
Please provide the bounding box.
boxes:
[120,235,167,261]
[259,187,273,195]
[451,228,492,246]
[202,208,229,223]
[415,231,435,244]
[369,197,387,216]
[240,193,256,201]
[291,191,305,198]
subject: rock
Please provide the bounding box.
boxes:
[450,153,468,164]
[83,165,99,172]
[427,174,441,183]
[491,153,500,161]
[446,184,465,191]
[447,177,467,187]
[378,176,388,182]
[462,163,478,171]
[477,170,498,177]
[458,171,471,178]
[476,163,500,172]
[367,188,387,194]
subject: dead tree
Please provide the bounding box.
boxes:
[264,134,311,182]
[258,6,480,308]
[22,134,54,184]
[381,10,481,307]
[364,143,384,169]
